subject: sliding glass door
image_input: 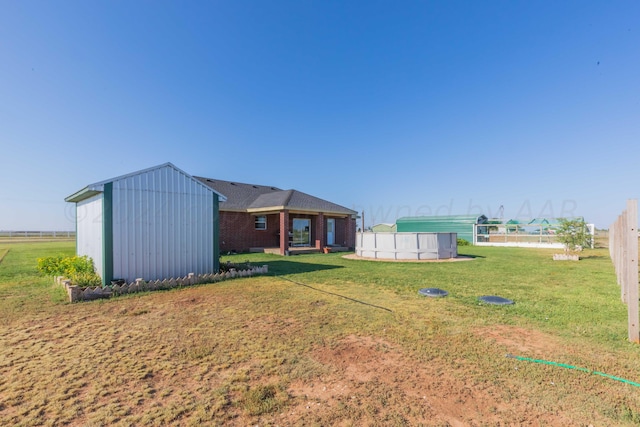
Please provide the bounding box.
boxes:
[292,218,311,246]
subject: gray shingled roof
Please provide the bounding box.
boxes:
[247,190,293,209]
[194,177,280,211]
[195,177,356,215]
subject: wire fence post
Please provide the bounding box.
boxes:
[610,199,639,343]
[626,199,639,343]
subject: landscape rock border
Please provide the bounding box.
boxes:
[58,265,269,302]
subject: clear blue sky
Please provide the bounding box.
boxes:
[1,1,638,230]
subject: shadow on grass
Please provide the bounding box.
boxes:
[578,254,609,260]
[262,260,344,276]
[457,253,486,259]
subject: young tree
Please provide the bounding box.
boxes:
[556,218,591,253]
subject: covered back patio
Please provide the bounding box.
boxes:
[249,209,355,255]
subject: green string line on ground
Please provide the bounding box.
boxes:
[506,354,640,387]
[0,248,9,266]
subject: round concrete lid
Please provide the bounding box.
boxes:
[478,295,514,305]
[418,288,449,298]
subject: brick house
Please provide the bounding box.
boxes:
[196,177,357,255]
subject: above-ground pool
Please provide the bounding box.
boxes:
[355,232,457,260]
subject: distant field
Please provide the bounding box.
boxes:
[1,241,640,425]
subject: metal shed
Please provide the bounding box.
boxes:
[396,214,488,243]
[65,163,226,285]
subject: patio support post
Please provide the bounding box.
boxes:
[315,213,325,249]
[346,215,356,249]
[279,210,290,255]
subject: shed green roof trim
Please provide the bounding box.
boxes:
[64,185,104,203]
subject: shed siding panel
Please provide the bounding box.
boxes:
[76,194,104,277]
[111,165,216,282]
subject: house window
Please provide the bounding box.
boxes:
[255,216,267,230]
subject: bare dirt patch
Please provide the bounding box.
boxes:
[475,325,566,357]
[281,334,576,426]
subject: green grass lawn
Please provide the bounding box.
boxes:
[1,241,640,425]
[0,241,75,324]
[224,246,628,345]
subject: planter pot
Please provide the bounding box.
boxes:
[553,253,579,261]
[323,247,331,254]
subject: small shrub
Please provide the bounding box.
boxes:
[556,218,591,252]
[59,255,97,276]
[37,255,66,276]
[70,271,102,287]
[457,238,470,246]
[37,255,101,286]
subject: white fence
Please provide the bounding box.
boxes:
[473,223,594,249]
[609,199,639,343]
[0,230,75,238]
[356,232,457,260]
